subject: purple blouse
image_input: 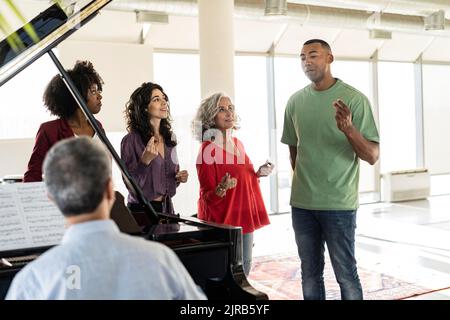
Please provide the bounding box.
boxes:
[120,131,179,211]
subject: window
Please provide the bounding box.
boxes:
[0,54,57,139]
[378,62,417,173]
[422,64,450,195]
[153,53,201,216]
[0,54,58,179]
[333,60,378,200]
[234,55,271,211]
[273,57,309,212]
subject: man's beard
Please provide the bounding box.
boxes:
[305,70,324,83]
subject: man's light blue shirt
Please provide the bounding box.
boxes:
[6,220,206,300]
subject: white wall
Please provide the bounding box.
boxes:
[58,40,154,132]
[0,139,34,178]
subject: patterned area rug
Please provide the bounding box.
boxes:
[247,253,430,300]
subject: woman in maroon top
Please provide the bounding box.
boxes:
[121,82,188,214]
[24,61,104,182]
[192,92,274,276]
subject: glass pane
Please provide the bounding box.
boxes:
[0,53,56,139]
[430,174,450,196]
[333,60,377,194]
[422,64,450,195]
[378,62,416,173]
[153,52,201,216]
[234,55,271,212]
[422,64,450,175]
[274,56,309,213]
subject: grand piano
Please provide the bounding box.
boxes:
[0,0,267,300]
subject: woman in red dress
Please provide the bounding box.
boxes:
[193,92,274,276]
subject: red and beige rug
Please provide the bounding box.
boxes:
[247,253,432,300]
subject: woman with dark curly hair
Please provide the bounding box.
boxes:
[121,82,188,215]
[23,60,104,182]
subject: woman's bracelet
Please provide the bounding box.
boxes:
[216,183,227,196]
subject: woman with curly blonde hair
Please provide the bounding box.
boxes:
[192,92,274,276]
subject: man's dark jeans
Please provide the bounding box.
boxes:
[291,207,363,300]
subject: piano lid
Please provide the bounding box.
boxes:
[0,0,112,87]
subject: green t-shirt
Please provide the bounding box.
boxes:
[281,79,379,210]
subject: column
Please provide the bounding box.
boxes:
[198,0,235,99]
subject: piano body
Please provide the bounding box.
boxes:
[0,0,267,300]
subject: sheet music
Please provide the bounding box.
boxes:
[0,182,65,252]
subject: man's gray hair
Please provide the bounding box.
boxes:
[192,92,240,141]
[43,137,111,216]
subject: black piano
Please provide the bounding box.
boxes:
[0,0,267,300]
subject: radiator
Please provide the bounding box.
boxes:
[381,168,430,202]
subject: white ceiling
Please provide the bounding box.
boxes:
[288,0,450,18]
[5,0,450,62]
[377,32,434,62]
[331,29,384,59]
[275,25,342,55]
[68,9,142,44]
[423,37,450,61]
[147,15,199,51]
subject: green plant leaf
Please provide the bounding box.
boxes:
[5,0,40,43]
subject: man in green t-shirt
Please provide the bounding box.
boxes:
[281,39,379,300]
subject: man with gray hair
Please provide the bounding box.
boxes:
[6,137,206,300]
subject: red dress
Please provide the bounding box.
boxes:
[196,137,270,234]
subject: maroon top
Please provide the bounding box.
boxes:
[23,118,103,182]
[120,131,179,214]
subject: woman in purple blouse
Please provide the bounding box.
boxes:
[121,82,188,214]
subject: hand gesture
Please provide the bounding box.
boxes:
[256,160,275,177]
[216,172,237,197]
[141,136,159,165]
[223,172,237,190]
[175,170,189,183]
[333,99,353,134]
